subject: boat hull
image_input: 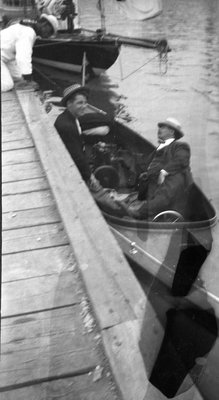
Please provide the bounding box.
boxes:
[33,36,120,75]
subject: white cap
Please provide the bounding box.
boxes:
[40,13,59,35]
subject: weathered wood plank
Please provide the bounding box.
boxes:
[1,271,81,316]
[102,320,148,400]
[0,307,100,388]
[2,148,39,166]
[2,108,25,125]
[2,124,31,142]
[2,190,55,213]
[2,100,21,113]
[2,205,60,231]
[2,162,45,183]
[2,245,76,282]
[2,223,69,254]
[1,91,17,102]
[2,138,34,152]
[2,177,49,195]
[0,374,119,400]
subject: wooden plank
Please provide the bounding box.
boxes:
[17,90,146,330]
[2,223,69,254]
[0,374,119,400]
[2,138,34,152]
[2,162,45,183]
[2,108,25,125]
[2,205,60,230]
[2,124,31,142]
[2,148,39,166]
[2,99,21,112]
[2,245,76,282]
[2,177,49,195]
[102,320,148,400]
[2,190,55,213]
[0,307,100,388]
[1,271,81,316]
[1,91,17,102]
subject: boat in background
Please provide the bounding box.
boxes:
[1,0,170,79]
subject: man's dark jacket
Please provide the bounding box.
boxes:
[54,109,91,181]
[138,140,193,216]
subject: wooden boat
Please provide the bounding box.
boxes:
[1,0,170,78]
[46,97,219,398]
[32,33,121,76]
[78,112,218,300]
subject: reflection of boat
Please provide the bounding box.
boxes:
[1,0,170,77]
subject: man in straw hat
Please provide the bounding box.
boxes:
[118,117,193,219]
[54,83,124,214]
[1,14,59,92]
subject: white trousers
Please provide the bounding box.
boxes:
[1,59,22,92]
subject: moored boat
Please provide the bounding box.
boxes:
[46,99,217,300]
[77,111,218,302]
[1,0,170,78]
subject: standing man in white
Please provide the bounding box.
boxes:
[1,14,58,92]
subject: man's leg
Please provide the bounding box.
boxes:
[7,60,23,82]
[1,60,14,92]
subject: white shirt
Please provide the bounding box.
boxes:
[157,138,175,151]
[0,24,36,75]
[75,118,82,135]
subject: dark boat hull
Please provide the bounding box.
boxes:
[33,34,120,75]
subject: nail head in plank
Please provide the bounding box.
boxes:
[2,205,60,231]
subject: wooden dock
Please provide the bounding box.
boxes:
[1,89,149,400]
[1,88,211,400]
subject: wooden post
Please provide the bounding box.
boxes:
[118,48,124,80]
[82,51,87,86]
[99,0,106,34]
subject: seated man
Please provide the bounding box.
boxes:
[119,118,193,219]
[54,83,123,214]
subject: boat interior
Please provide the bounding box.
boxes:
[80,114,217,230]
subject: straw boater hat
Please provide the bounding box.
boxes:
[158,117,184,139]
[40,14,59,35]
[61,84,90,107]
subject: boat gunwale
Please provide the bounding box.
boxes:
[102,211,217,231]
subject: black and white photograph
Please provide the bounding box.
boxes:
[1,0,219,399]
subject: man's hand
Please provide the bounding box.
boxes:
[158,169,168,185]
[88,174,103,192]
